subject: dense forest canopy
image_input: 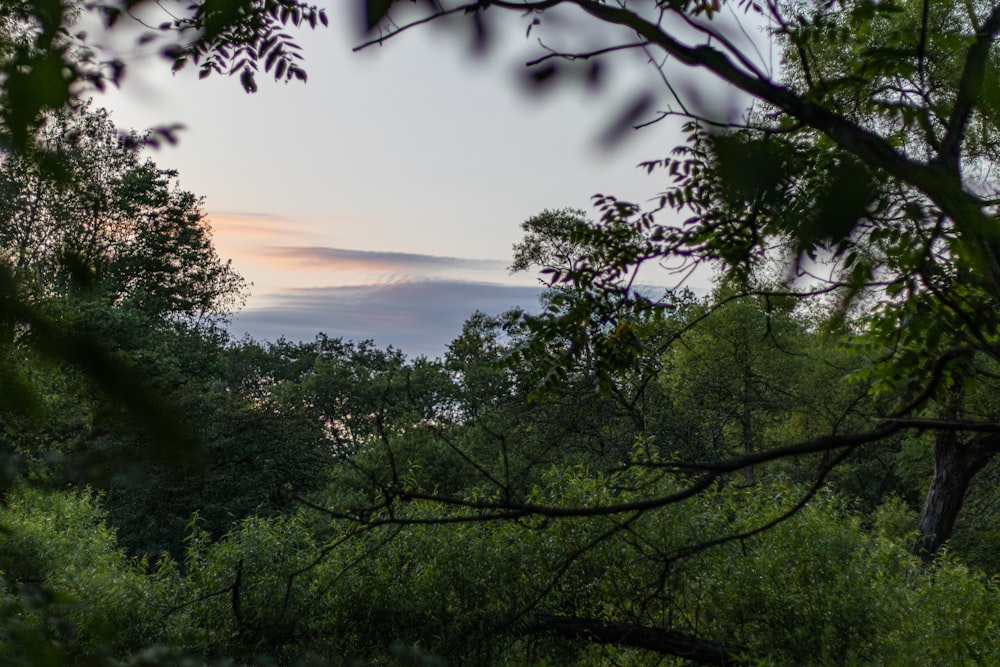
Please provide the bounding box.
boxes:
[2,0,1000,665]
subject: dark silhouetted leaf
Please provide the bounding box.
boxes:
[240,68,257,92]
[598,92,654,147]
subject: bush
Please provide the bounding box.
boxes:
[0,487,161,660]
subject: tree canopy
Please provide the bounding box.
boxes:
[331,0,1000,559]
[0,104,245,322]
[4,0,1000,665]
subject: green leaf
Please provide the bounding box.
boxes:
[366,0,395,30]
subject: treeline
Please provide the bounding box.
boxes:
[7,0,1000,660]
[6,283,1000,665]
[0,106,999,665]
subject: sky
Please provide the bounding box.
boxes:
[92,4,732,358]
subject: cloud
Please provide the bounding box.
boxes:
[212,211,292,220]
[208,212,312,242]
[261,246,509,274]
[228,279,543,358]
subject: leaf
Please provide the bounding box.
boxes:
[527,63,558,86]
[240,68,257,93]
[598,92,655,148]
[366,0,395,30]
[264,47,280,73]
[527,16,540,38]
[258,35,277,58]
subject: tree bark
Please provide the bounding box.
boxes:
[914,431,1000,559]
[527,614,758,666]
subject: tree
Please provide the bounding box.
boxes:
[8,0,1000,662]
[660,290,852,482]
[94,330,329,559]
[0,106,243,500]
[0,0,328,150]
[342,0,1000,557]
[274,1,1000,658]
[0,104,245,324]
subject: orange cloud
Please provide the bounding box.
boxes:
[200,212,531,313]
[206,212,311,244]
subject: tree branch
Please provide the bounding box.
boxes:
[877,417,1000,432]
[354,0,994,269]
[560,0,991,266]
[525,41,651,67]
[305,422,903,527]
[354,0,562,52]
[938,3,1000,170]
[526,614,759,665]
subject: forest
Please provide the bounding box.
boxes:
[4,0,1000,665]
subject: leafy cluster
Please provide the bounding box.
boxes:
[158,0,329,93]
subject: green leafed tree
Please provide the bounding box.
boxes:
[7,0,1000,663]
[0,104,244,468]
[0,104,245,325]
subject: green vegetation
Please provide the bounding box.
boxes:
[4,0,1000,664]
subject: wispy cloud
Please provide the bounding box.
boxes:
[262,246,509,274]
[207,213,541,356]
[229,279,543,358]
[208,212,312,242]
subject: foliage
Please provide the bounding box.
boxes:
[333,1,1000,456]
[0,486,161,662]
[0,0,328,149]
[0,103,278,560]
[507,204,682,397]
[0,103,245,324]
[0,294,993,664]
[4,473,1000,665]
[5,0,1000,663]
[340,0,1000,582]
[98,330,328,559]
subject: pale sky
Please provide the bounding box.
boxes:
[93,4,736,357]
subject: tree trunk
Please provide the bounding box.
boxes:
[914,431,999,559]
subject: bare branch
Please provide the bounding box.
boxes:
[672,8,770,82]
[354,0,562,52]
[877,417,1000,432]
[525,40,651,67]
[303,422,903,528]
[353,2,478,51]
[559,0,990,250]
